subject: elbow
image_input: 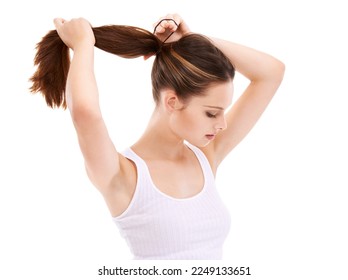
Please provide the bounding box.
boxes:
[251,59,285,85]
[259,59,285,86]
[272,59,286,84]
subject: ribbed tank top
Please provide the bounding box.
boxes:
[112,143,231,260]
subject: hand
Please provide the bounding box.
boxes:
[153,13,191,43]
[53,18,95,50]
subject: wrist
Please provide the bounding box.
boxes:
[72,39,95,52]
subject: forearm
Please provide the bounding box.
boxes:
[211,37,285,83]
[66,44,101,118]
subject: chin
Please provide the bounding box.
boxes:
[185,139,210,148]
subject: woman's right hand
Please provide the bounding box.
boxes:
[53,18,95,50]
[153,13,191,43]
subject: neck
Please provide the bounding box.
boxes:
[132,107,186,160]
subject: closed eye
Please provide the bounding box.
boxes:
[206,112,217,118]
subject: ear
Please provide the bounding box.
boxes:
[161,89,183,112]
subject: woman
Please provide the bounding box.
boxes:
[31,14,285,259]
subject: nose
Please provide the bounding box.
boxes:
[215,115,227,131]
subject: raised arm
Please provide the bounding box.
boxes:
[210,38,285,166]
[152,14,285,168]
[53,18,125,193]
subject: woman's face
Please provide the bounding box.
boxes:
[170,81,234,147]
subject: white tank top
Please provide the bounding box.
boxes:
[112,143,231,260]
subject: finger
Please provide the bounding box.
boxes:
[171,14,191,34]
[153,19,169,34]
[168,21,178,32]
[162,16,180,32]
[159,19,172,30]
[171,14,182,25]
[154,19,178,34]
[162,19,176,28]
[164,14,181,26]
[155,25,165,34]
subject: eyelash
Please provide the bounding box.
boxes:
[206,112,217,118]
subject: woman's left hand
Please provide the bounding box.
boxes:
[153,13,191,43]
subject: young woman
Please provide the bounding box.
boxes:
[31,14,285,259]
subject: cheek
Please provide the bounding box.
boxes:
[171,110,203,134]
[181,110,206,133]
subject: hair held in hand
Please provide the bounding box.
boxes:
[30,23,235,109]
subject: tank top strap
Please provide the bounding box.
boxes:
[122,147,141,165]
[121,147,153,192]
[185,142,216,187]
[122,143,216,193]
[122,147,149,177]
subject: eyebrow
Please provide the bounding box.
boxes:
[203,105,224,110]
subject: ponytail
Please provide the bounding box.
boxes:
[30,25,161,109]
[30,22,235,109]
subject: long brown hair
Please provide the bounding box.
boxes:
[30,24,235,109]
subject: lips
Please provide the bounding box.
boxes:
[205,134,216,140]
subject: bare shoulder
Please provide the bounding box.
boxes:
[102,153,138,217]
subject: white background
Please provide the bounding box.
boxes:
[0,0,347,279]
